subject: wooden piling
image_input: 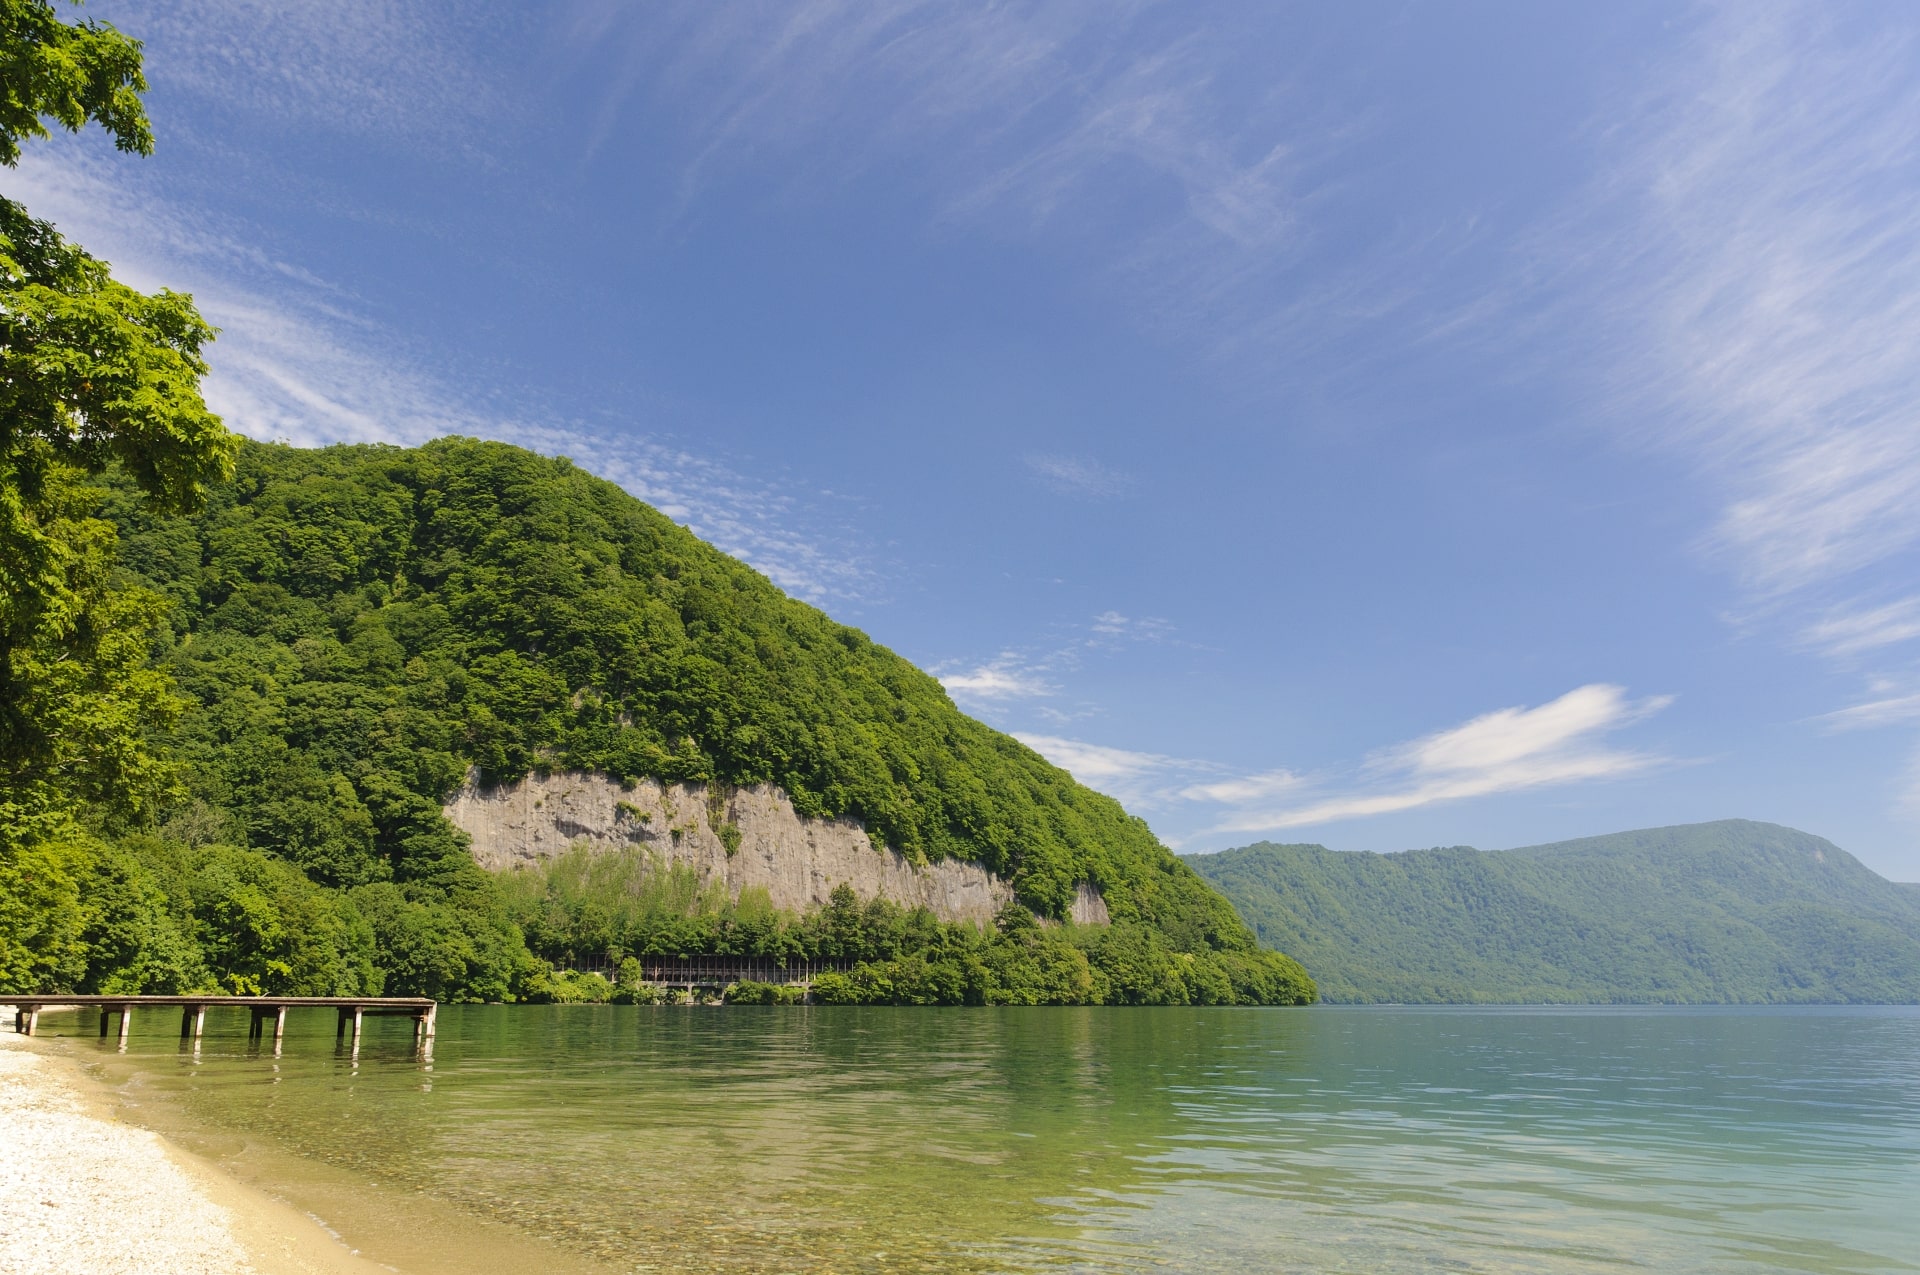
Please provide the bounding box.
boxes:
[8,995,435,1051]
[179,1005,206,1039]
[411,1002,436,1043]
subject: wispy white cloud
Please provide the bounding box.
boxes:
[1526,5,1920,772]
[101,0,513,151]
[1802,597,1920,660]
[938,655,1054,701]
[1025,454,1133,499]
[1175,769,1300,805]
[1087,610,1173,642]
[1210,684,1671,833]
[1569,5,1920,604]
[7,145,874,604]
[938,608,1180,714]
[1819,692,1920,733]
[1899,745,1920,818]
[1020,684,1670,837]
[1013,731,1288,815]
[9,148,473,447]
[1013,733,1194,806]
[557,4,1367,369]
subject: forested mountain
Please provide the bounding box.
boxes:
[1185,821,1920,1003]
[3,438,1312,1005]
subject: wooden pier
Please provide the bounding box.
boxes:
[5,995,436,1050]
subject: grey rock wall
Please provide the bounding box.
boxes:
[445,770,1110,927]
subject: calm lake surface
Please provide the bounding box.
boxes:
[50,1005,1920,1273]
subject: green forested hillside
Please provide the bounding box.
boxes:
[1185,820,1920,1003]
[3,438,1311,1004]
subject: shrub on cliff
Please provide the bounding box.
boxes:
[725,979,804,1005]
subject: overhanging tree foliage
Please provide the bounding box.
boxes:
[0,0,237,989]
[0,0,232,820]
[0,0,151,166]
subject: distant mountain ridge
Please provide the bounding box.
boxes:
[1184,820,1920,1003]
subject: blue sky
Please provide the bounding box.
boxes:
[21,2,1920,878]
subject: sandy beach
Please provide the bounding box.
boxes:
[0,1023,384,1275]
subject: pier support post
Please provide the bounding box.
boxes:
[179,1005,205,1040]
[18,1007,39,1036]
[247,1005,287,1044]
[100,1010,110,1038]
[350,1006,363,1048]
[118,1006,131,1048]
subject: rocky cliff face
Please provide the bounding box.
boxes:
[445,770,1110,927]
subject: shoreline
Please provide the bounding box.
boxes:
[0,1010,621,1275]
[0,1022,386,1275]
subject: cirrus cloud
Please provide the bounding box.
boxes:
[5,142,877,606]
[1025,454,1134,500]
[1209,684,1672,834]
[1018,684,1674,841]
[938,655,1054,701]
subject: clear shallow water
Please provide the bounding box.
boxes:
[44,1005,1920,1273]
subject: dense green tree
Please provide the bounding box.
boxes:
[0,0,151,165]
[497,845,1312,1006]
[0,0,232,820]
[0,822,86,988]
[71,836,200,992]
[0,1,243,995]
[0,470,185,816]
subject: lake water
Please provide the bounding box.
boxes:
[45,1005,1920,1273]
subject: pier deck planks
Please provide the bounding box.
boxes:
[3,995,436,1048]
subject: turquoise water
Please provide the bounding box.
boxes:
[50,1005,1920,1273]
